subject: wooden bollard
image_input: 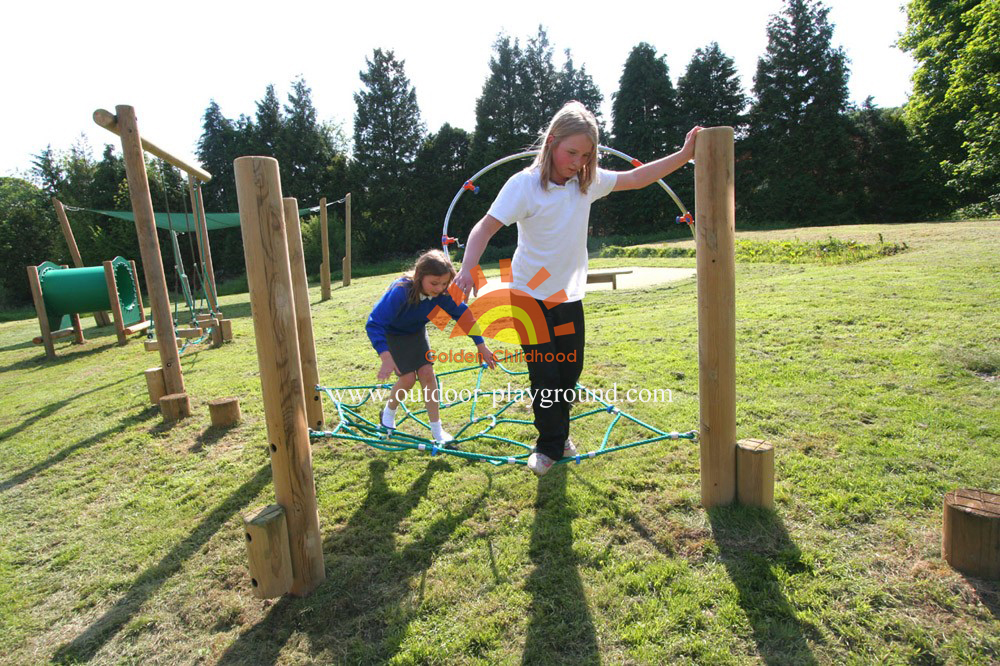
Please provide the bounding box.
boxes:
[218,318,233,341]
[145,367,166,405]
[159,392,191,420]
[210,323,224,347]
[695,127,737,508]
[736,439,775,509]
[943,489,1000,579]
[243,505,294,599]
[209,397,241,427]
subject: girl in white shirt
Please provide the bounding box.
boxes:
[454,101,700,476]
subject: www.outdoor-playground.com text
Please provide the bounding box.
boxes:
[329,384,673,410]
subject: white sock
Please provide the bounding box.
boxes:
[382,406,396,429]
[430,420,452,442]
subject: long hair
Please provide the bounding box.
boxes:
[531,101,600,193]
[402,249,455,305]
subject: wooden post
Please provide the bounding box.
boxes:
[53,198,111,327]
[209,397,242,427]
[188,176,219,313]
[217,317,233,341]
[695,126,737,508]
[110,106,187,413]
[235,155,324,596]
[283,198,325,431]
[943,489,1000,579]
[145,367,166,405]
[159,392,192,420]
[27,265,56,359]
[93,108,212,183]
[103,260,128,345]
[243,505,294,599]
[343,192,351,287]
[736,439,775,509]
[130,260,146,323]
[320,197,331,301]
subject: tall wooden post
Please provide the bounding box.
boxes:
[320,197,331,301]
[343,192,352,287]
[188,176,219,313]
[235,156,324,596]
[695,127,737,508]
[283,198,325,430]
[26,266,56,360]
[53,198,111,327]
[114,106,187,407]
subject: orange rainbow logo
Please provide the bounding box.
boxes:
[426,259,576,346]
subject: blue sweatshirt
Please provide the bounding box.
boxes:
[366,278,485,354]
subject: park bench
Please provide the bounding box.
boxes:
[586,268,633,290]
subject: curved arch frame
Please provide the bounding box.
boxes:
[441,145,693,258]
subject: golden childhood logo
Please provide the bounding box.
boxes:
[425,259,576,346]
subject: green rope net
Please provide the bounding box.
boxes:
[310,362,697,467]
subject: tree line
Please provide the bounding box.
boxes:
[1,0,995,308]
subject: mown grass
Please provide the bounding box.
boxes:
[601,235,907,264]
[0,220,997,664]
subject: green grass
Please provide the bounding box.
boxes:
[0,219,998,664]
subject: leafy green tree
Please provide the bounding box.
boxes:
[353,48,426,257]
[0,177,61,306]
[677,42,748,134]
[605,42,683,233]
[900,0,999,214]
[196,100,240,211]
[281,77,341,205]
[851,98,946,221]
[745,0,857,224]
[557,49,605,132]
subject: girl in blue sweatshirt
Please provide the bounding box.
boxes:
[366,249,496,444]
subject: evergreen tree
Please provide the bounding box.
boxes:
[411,123,472,247]
[196,100,239,211]
[900,0,999,214]
[353,48,426,257]
[745,0,857,224]
[0,177,61,306]
[253,84,284,157]
[677,42,748,134]
[470,34,529,169]
[607,43,682,232]
[556,49,605,132]
[281,77,338,204]
[850,98,945,221]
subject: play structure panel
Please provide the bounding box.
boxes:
[27,256,149,358]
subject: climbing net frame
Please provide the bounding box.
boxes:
[441,144,695,256]
[310,361,697,467]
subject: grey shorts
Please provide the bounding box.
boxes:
[386,330,431,375]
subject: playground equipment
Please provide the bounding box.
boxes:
[27,257,149,359]
[315,193,352,299]
[440,144,695,255]
[231,127,769,601]
[52,198,111,328]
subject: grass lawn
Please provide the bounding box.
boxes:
[0,219,997,665]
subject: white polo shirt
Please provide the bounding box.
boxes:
[487,167,617,302]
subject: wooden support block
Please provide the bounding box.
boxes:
[209,397,241,427]
[123,320,152,336]
[33,329,77,344]
[943,489,1000,579]
[144,340,159,352]
[176,327,203,339]
[159,392,191,421]
[736,438,775,509]
[244,504,294,599]
[217,318,233,341]
[211,323,224,347]
[196,313,215,323]
[145,367,167,406]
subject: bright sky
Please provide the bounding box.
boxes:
[1,0,915,179]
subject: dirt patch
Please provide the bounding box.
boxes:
[585,266,696,292]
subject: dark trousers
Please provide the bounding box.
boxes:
[521,299,585,460]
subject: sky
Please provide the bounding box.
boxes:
[1,0,916,179]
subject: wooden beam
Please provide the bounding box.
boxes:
[695,127,737,509]
[115,105,186,400]
[235,155,324,597]
[27,265,55,359]
[93,108,212,183]
[320,197,330,301]
[343,192,352,287]
[188,176,219,312]
[54,198,111,327]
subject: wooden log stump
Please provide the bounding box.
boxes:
[209,397,241,427]
[211,323,224,347]
[217,318,233,341]
[736,438,775,509]
[943,489,1000,579]
[244,504,294,599]
[144,367,166,406]
[159,392,191,421]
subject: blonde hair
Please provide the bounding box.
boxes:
[532,101,600,193]
[402,249,455,304]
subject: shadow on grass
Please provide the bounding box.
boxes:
[708,505,821,665]
[218,458,488,664]
[51,464,273,664]
[522,466,600,665]
[0,339,119,374]
[966,577,999,621]
[0,377,130,444]
[191,423,239,452]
